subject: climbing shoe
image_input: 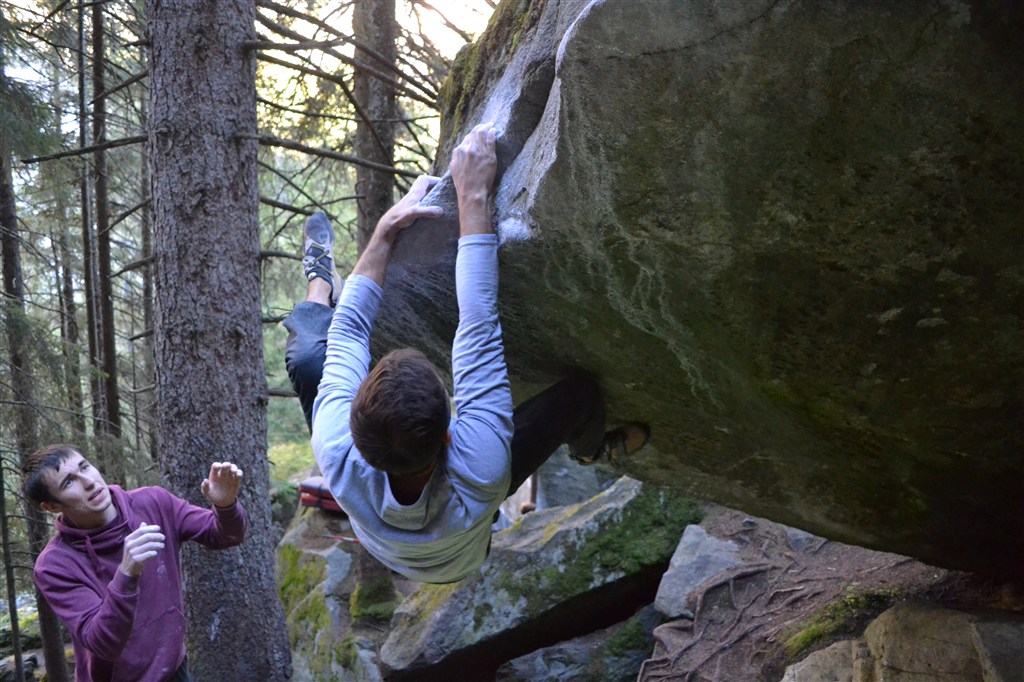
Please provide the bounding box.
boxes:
[302,212,341,305]
[573,422,651,466]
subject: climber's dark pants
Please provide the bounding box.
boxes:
[283,301,606,497]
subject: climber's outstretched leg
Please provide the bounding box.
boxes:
[283,212,341,433]
[505,375,650,498]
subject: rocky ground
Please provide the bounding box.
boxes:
[638,504,1022,681]
[276,462,1023,681]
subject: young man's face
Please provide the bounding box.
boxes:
[41,452,116,529]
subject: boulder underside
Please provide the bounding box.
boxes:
[376,0,1024,576]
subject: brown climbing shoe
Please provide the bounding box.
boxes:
[602,422,651,465]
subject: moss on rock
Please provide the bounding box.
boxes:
[783,585,901,660]
[437,0,548,155]
[277,544,342,677]
[504,486,700,616]
[350,574,399,624]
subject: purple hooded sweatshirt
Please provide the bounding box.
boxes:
[34,484,247,682]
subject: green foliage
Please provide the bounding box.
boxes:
[783,584,901,660]
[0,75,59,158]
[268,441,315,484]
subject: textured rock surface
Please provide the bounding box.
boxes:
[375,0,1024,576]
[493,605,663,682]
[780,640,855,682]
[378,477,698,680]
[653,524,741,619]
[637,504,1021,681]
[780,601,1024,682]
[534,446,616,508]
[277,510,388,682]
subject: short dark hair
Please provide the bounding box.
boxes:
[22,444,81,505]
[350,349,451,476]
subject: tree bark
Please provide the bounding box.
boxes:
[0,467,25,682]
[354,0,397,251]
[92,0,125,481]
[78,0,104,444]
[140,92,157,458]
[0,71,71,682]
[148,1,291,679]
[48,57,87,437]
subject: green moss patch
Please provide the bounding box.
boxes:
[277,543,334,675]
[493,485,700,619]
[437,0,549,151]
[349,574,399,624]
[783,585,900,660]
[605,614,658,658]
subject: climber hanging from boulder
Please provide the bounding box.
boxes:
[280,123,650,584]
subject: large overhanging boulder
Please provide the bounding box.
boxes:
[375,0,1024,576]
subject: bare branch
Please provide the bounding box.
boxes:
[258,162,342,224]
[410,0,473,43]
[259,249,301,262]
[20,135,146,164]
[111,255,154,278]
[109,199,150,232]
[245,38,347,52]
[91,70,147,105]
[243,133,419,178]
[255,49,394,157]
[253,15,436,108]
[257,0,435,97]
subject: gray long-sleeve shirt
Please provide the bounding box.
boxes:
[311,234,513,583]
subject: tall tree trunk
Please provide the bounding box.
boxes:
[354,0,397,251]
[49,57,87,437]
[140,91,157,458]
[149,2,291,679]
[0,467,24,682]
[0,78,71,682]
[91,0,124,482]
[78,0,102,442]
[57,228,87,436]
[0,74,27,682]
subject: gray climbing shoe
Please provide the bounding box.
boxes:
[302,212,341,305]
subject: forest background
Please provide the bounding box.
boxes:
[0,1,495,679]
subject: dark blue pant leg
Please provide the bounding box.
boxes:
[283,301,334,433]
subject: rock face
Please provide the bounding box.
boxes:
[493,605,664,682]
[277,509,390,682]
[780,601,1024,682]
[378,477,698,680]
[374,0,1024,576]
[653,524,741,619]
